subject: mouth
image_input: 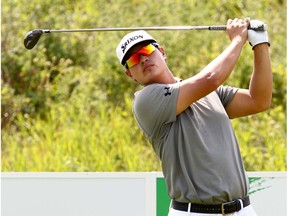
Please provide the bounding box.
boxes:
[143,64,154,72]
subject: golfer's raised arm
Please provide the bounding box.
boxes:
[226,19,271,118]
[176,18,249,115]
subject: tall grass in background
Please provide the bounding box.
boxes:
[2,93,161,171]
[1,0,286,171]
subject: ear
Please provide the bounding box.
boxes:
[125,69,139,83]
[125,69,138,81]
[125,69,133,78]
[159,47,167,60]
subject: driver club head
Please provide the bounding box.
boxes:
[24,29,43,49]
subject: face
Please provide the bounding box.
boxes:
[124,43,167,86]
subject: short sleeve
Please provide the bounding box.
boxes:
[133,83,180,139]
[216,85,239,108]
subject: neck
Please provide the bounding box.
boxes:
[144,68,176,86]
[158,69,177,84]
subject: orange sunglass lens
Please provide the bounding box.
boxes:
[126,44,155,68]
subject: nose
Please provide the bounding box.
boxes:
[139,54,149,64]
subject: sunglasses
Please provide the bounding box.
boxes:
[125,44,156,69]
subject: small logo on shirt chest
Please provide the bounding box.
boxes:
[164,87,172,96]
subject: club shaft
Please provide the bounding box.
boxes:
[42,26,225,33]
[42,24,267,33]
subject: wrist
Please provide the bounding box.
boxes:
[252,42,270,50]
[230,38,245,49]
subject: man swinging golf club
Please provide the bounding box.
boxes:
[116,17,271,216]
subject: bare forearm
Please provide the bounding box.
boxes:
[200,40,244,87]
[177,41,244,115]
[249,44,272,109]
[197,18,248,89]
[176,18,249,115]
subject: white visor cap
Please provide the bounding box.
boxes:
[116,30,156,66]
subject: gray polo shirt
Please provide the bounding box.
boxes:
[133,81,249,204]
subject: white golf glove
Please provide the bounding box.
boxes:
[248,19,270,49]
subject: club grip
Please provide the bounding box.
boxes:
[209,24,268,31]
[208,26,227,31]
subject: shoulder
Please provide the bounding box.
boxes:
[133,83,180,121]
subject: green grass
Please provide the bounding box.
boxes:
[2,94,161,171]
[2,98,286,172]
[232,106,286,171]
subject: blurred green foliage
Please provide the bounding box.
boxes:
[1,0,286,171]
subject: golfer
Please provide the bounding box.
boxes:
[116,18,271,216]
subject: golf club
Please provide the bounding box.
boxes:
[24,24,268,50]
